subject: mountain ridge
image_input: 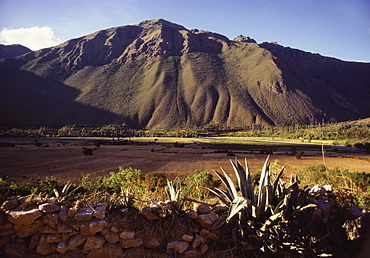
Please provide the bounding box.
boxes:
[1,19,369,128]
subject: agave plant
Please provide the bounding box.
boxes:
[209,156,317,255]
[165,180,196,213]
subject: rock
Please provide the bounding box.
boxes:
[56,234,87,254]
[167,240,189,254]
[7,206,43,225]
[309,185,326,196]
[119,231,135,239]
[93,203,108,219]
[29,234,41,249]
[195,203,211,214]
[120,238,143,248]
[121,247,144,257]
[68,203,81,218]
[105,232,119,244]
[200,228,219,240]
[74,207,94,221]
[4,242,27,257]
[84,235,106,251]
[14,220,44,238]
[141,207,160,220]
[192,234,206,248]
[110,226,119,234]
[0,235,10,246]
[80,224,94,236]
[46,234,63,244]
[0,222,14,236]
[43,212,59,228]
[87,243,123,258]
[39,225,58,234]
[199,243,209,255]
[187,210,198,219]
[58,206,68,222]
[57,221,73,234]
[39,203,60,213]
[36,235,55,256]
[1,198,19,211]
[214,205,228,214]
[197,211,218,228]
[145,237,161,248]
[89,220,108,234]
[182,234,194,242]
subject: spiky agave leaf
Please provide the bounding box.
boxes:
[230,158,255,203]
[226,196,251,223]
[207,187,231,205]
[213,167,238,200]
[257,155,271,207]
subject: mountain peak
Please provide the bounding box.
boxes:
[137,18,187,30]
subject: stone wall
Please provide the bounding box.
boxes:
[0,195,225,257]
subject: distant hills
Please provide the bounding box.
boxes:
[0,44,31,59]
[1,19,369,128]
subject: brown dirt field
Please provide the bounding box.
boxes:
[0,138,369,185]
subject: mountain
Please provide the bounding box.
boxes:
[1,19,369,128]
[0,44,31,59]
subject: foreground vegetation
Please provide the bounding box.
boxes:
[0,158,369,256]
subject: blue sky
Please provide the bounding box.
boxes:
[0,0,369,62]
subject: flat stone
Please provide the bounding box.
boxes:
[141,207,160,220]
[187,210,198,219]
[214,205,228,214]
[200,228,220,240]
[46,234,63,244]
[89,220,108,234]
[1,198,19,211]
[121,247,144,257]
[39,203,60,213]
[57,221,73,234]
[84,236,106,251]
[167,240,189,254]
[197,211,218,228]
[119,231,135,239]
[0,235,10,246]
[7,206,43,225]
[110,226,119,234]
[145,237,161,248]
[196,203,211,214]
[56,234,86,254]
[0,222,14,236]
[28,233,40,249]
[93,203,108,219]
[182,234,194,242]
[58,206,68,222]
[105,232,119,244]
[67,203,81,218]
[192,234,206,248]
[74,207,94,221]
[14,220,44,238]
[87,243,123,258]
[120,238,143,248]
[43,212,59,228]
[4,242,27,257]
[80,224,94,236]
[36,235,55,256]
[39,225,58,234]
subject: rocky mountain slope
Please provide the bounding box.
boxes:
[1,19,369,128]
[0,44,31,59]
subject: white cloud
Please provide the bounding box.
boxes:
[0,26,62,51]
